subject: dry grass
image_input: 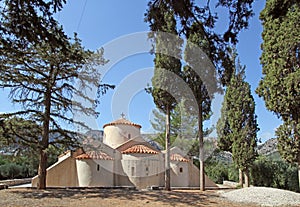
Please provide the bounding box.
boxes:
[0,188,260,207]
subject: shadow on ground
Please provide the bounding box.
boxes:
[10,188,222,206]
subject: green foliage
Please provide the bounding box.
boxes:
[183,22,220,190]
[256,0,300,186]
[0,163,22,179]
[0,144,64,180]
[150,99,215,156]
[251,156,299,192]
[148,4,182,113]
[228,165,239,182]
[0,0,67,48]
[150,100,198,151]
[205,161,229,184]
[251,156,275,187]
[0,0,113,189]
[146,2,182,190]
[145,0,255,85]
[204,157,238,184]
[217,56,259,172]
[205,154,299,192]
[0,117,41,150]
[216,99,232,152]
[276,120,300,163]
[257,0,300,120]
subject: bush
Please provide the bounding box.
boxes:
[205,161,229,184]
[228,165,239,182]
[251,156,299,192]
[0,163,22,179]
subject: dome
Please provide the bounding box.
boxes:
[103,118,142,129]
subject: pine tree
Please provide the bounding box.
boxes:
[0,15,113,189]
[150,99,198,152]
[0,0,68,48]
[256,0,300,188]
[217,57,258,187]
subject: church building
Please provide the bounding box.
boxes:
[32,117,217,189]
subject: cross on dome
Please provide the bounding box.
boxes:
[120,112,126,119]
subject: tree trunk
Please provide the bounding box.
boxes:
[198,102,205,191]
[37,88,51,190]
[298,162,300,191]
[37,149,47,189]
[165,105,171,191]
[239,169,244,187]
[244,168,250,187]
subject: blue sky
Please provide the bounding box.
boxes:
[1,0,282,142]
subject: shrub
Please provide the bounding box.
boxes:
[0,163,22,179]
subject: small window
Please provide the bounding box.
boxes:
[97,164,100,171]
[179,167,183,173]
[146,166,149,171]
[128,134,131,139]
[131,167,135,176]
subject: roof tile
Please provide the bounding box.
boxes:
[170,153,189,162]
[76,151,114,160]
[121,144,159,154]
[103,118,141,128]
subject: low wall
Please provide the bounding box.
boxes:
[0,178,32,186]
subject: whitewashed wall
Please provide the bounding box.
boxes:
[76,159,114,187]
[121,153,164,189]
[103,125,141,148]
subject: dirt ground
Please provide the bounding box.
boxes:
[0,188,261,207]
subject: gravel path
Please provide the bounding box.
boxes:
[220,187,300,206]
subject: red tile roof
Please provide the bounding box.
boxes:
[76,151,114,160]
[103,118,141,129]
[116,139,150,152]
[170,153,189,162]
[121,144,159,154]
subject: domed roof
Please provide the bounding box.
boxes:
[103,118,141,129]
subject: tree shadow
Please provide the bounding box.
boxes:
[9,188,222,206]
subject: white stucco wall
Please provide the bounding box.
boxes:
[121,154,164,189]
[187,161,218,188]
[76,159,114,187]
[32,153,79,187]
[103,125,141,148]
[170,162,189,187]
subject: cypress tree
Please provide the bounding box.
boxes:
[183,23,219,191]
[146,3,182,191]
[217,57,258,187]
[256,0,300,188]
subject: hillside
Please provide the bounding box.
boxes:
[257,138,279,158]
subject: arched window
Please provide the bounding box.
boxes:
[179,167,183,173]
[145,166,149,176]
[128,134,131,139]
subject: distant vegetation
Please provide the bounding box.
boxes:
[203,139,300,192]
[0,145,63,180]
